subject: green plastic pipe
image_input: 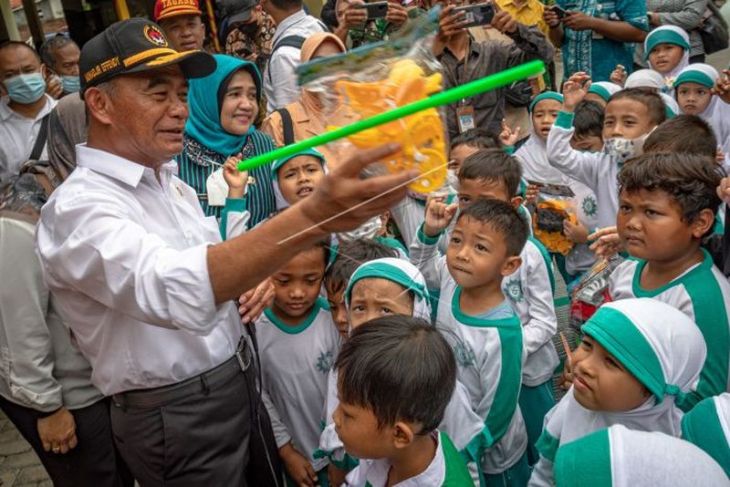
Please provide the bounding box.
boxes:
[238,59,545,172]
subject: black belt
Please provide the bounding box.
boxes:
[112,337,253,410]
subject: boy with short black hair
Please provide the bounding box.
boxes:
[334,316,474,486]
[547,76,667,229]
[608,152,730,411]
[410,198,531,482]
[570,100,604,153]
[642,114,718,160]
[455,151,559,466]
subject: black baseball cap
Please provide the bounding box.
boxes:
[79,18,216,96]
[220,0,259,24]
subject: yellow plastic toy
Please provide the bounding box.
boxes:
[328,59,447,195]
[533,199,578,256]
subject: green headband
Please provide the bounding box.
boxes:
[587,85,611,103]
[645,29,690,61]
[345,262,427,306]
[529,91,564,113]
[272,148,326,178]
[582,307,672,404]
[674,70,715,89]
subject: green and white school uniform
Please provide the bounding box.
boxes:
[608,250,730,410]
[410,227,528,478]
[644,25,690,92]
[317,259,484,480]
[345,431,474,487]
[271,148,326,211]
[529,298,707,487]
[257,297,341,472]
[546,111,620,230]
[681,393,730,477]
[554,425,728,487]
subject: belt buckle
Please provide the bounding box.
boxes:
[236,338,251,372]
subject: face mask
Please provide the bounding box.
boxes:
[3,73,46,104]
[446,168,459,193]
[61,75,80,93]
[603,133,651,164]
[338,216,383,241]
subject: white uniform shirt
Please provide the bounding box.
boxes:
[264,10,326,113]
[36,145,242,396]
[0,95,56,181]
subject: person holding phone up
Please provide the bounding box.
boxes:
[543,0,649,83]
[429,0,553,140]
[324,0,411,48]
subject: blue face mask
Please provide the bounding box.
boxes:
[3,73,46,104]
[61,75,80,93]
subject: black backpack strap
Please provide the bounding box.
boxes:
[276,108,295,146]
[30,114,50,161]
[267,35,307,83]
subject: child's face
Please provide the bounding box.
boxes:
[325,282,349,339]
[333,398,395,460]
[277,155,325,204]
[617,188,706,263]
[584,93,607,107]
[457,178,516,210]
[570,133,604,152]
[348,278,414,330]
[532,98,562,140]
[448,143,480,173]
[648,44,685,75]
[603,98,655,140]
[446,216,517,289]
[572,335,649,411]
[271,247,325,322]
[676,82,712,115]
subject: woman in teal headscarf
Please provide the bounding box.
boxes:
[177,54,276,227]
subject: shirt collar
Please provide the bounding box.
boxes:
[75,144,177,188]
[0,94,56,122]
[274,9,307,38]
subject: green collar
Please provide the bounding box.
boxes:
[631,249,712,298]
[451,287,520,328]
[264,297,328,334]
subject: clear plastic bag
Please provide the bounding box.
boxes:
[569,254,624,333]
[295,8,448,197]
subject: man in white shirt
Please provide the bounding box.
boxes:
[36,18,414,485]
[262,0,326,112]
[0,41,57,182]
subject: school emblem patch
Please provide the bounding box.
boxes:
[582,196,598,218]
[504,278,524,303]
[316,351,334,374]
[453,341,476,367]
[144,25,168,47]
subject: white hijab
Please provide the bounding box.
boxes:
[625,69,666,91]
[543,298,707,448]
[676,64,730,154]
[644,25,691,89]
[554,425,729,487]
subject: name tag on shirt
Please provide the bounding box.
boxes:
[457,105,476,134]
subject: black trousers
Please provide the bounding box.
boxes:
[0,396,133,487]
[110,354,282,487]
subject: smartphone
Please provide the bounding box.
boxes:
[362,1,388,19]
[453,3,496,28]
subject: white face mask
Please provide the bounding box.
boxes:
[446,169,459,193]
[603,132,651,164]
[338,216,383,241]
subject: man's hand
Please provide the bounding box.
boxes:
[342,0,368,29]
[562,72,591,112]
[238,278,275,324]
[37,407,78,455]
[543,7,561,29]
[46,76,63,99]
[563,11,595,31]
[437,5,467,41]
[424,196,458,237]
[386,0,408,26]
[499,119,521,147]
[588,226,623,259]
[610,64,627,87]
[491,9,518,34]
[223,153,248,199]
[564,219,589,244]
[280,443,317,487]
[717,177,730,205]
[298,144,417,235]
[713,69,730,105]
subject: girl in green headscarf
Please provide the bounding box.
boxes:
[177,54,277,228]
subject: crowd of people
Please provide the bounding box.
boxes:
[1,0,730,485]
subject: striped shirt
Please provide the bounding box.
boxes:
[176,131,277,227]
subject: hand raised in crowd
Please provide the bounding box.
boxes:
[562,11,595,31]
[563,219,589,244]
[437,5,467,41]
[558,333,574,391]
[341,0,368,29]
[238,278,275,324]
[37,407,78,455]
[490,8,518,34]
[543,7,561,29]
[717,177,730,205]
[562,71,591,112]
[588,226,623,259]
[610,64,627,87]
[424,195,458,237]
[223,153,248,199]
[280,442,318,487]
[386,0,409,26]
[499,119,521,147]
[713,69,730,105]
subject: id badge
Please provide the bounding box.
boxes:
[456,105,476,133]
